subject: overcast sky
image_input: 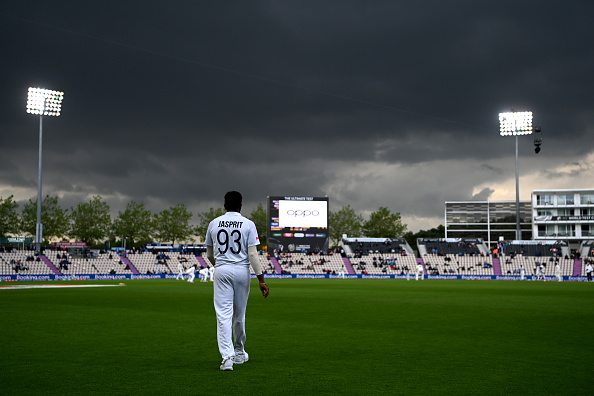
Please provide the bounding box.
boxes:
[1,1,593,233]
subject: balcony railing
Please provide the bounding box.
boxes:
[537,231,575,237]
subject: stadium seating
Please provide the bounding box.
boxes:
[502,243,565,257]
[422,254,495,275]
[0,241,587,278]
[0,250,52,275]
[499,254,573,277]
[43,250,133,275]
[345,238,411,256]
[126,251,201,274]
[418,239,484,256]
[273,252,345,274]
[200,251,346,275]
[349,252,418,275]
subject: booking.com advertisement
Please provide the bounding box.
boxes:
[267,196,329,253]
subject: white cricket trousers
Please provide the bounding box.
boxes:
[213,264,250,360]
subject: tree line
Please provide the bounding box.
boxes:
[0,194,271,249]
[328,205,445,250]
[0,195,442,250]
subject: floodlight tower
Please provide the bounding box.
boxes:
[499,111,533,241]
[26,87,64,251]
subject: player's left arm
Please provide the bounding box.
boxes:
[248,245,269,298]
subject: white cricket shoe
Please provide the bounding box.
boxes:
[233,352,249,364]
[220,358,234,371]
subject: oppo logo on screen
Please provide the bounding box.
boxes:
[277,199,328,228]
[286,210,320,217]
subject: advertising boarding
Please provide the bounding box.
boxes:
[267,196,329,253]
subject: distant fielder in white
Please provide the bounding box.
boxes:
[199,266,209,282]
[209,266,215,282]
[185,264,196,283]
[206,191,269,371]
[520,265,526,281]
[416,263,424,281]
[537,263,546,281]
[176,261,185,280]
[338,265,345,279]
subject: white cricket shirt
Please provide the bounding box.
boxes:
[205,211,260,267]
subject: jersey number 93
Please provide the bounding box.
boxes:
[217,229,242,254]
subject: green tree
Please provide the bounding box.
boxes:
[248,203,267,248]
[70,195,111,246]
[153,203,194,245]
[362,207,407,238]
[403,224,445,251]
[112,201,153,247]
[329,205,363,247]
[195,207,225,242]
[0,195,20,237]
[21,195,70,243]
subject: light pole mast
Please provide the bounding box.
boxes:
[27,87,64,251]
[499,111,533,241]
[36,114,44,250]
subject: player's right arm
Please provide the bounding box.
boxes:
[207,245,215,267]
[205,221,215,266]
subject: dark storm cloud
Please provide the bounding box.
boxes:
[479,164,504,176]
[543,160,592,179]
[1,1,593,231]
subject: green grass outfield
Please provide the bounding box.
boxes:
[1,279,592,395]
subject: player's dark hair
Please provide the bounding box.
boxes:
[224,191,242,212]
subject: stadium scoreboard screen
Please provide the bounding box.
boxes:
[267,196,329,253]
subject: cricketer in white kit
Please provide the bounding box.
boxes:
[206,191,270,372]
[416,263,424,281]
[176,261,185,280]
[537,264,546,281]
[185,265,196,283]
[199,267,209,282]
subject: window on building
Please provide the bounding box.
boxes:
[580,194,594,205]
[557,194,574,205]
[558,195,565,205]
[558,224,568,236]
[546,224,556,236]
[557,208,573,216]
[537,195,554,205]
[557,224,575,236]
[537,210,554,216]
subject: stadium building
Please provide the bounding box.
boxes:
[444,200,532,246]
[532,188,594,245]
